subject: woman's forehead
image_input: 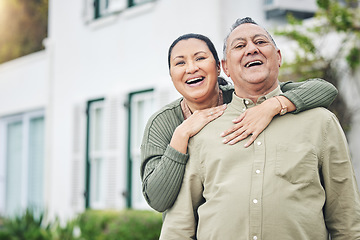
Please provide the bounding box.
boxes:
[171,38,210,56]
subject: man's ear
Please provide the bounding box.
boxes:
[277,49,282,67]
[221,59,230,77]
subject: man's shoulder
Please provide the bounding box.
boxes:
[296,107,336,119]
[285,107,341,131]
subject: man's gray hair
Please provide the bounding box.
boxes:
[222,17,278,60]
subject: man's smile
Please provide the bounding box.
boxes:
[245,60,263,68]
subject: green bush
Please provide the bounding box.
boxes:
[0,209,162,240]
[78,209,162,240]
[0,208,53,240]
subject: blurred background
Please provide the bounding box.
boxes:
[0,0,359,224]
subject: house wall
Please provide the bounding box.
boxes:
[0,51,49,116]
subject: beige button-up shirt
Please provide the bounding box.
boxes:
[160,86,360,240]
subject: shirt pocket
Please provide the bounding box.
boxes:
[275,144,317,184]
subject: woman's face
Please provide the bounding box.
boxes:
[169,38,220,104]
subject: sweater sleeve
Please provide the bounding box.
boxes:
[279,78,338,113]
[140,104,188,212]
[141,144,188,212]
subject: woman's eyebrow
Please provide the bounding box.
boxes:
[172,55,184,61]
[173,51,207,60]
[194,51,207,56]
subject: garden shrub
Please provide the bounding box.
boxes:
[0,209,162,240]
[0,208,52,240]
[78,209,162,240]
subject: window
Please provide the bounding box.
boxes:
[264,0,316,19]
[85,98,107,209]
[0,110,45,216]
[92,0,155,19]
[126,89,155,209]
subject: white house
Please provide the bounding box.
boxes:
[0,0,358,222]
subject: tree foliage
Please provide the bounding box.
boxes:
[0,0,48,64]
[275,0,360,131]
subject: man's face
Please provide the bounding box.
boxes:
[222,23,282,91]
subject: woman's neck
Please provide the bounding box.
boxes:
[184,87,220,113]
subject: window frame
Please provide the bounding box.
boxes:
[85,98,106,209]
[0,109,45,216]
[92,0,155,20]
[126,88,154,209]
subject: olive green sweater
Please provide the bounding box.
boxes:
[140,78,338,212]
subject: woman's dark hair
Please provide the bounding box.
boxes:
[168,33,220,70]
[168,33,228,86]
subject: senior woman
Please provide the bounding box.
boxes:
[140,33,337,212]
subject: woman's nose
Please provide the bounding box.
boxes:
[186,61,199,73]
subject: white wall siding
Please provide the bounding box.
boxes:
[0,51,48,116]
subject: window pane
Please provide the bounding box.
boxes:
[264,0,274,5]
[99,0,127,17]
[90,107,104,152]
[5,121,23,215]
[133,0,152,5]
[90,157,105,204]
[27,117,45,210]
[130,92,155,209]
[88,101,106,208]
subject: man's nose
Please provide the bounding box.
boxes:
[245,42,258,55]
[186,61,199,73]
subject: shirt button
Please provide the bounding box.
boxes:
[245,100,250,105]
[257,141,262,146]
[253,236,258,240]
[242,107,246,111]
[255,169,261,174]
[253,199,258,204]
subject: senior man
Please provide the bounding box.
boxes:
[160,17,360,240]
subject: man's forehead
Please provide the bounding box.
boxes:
[228,23,267,41]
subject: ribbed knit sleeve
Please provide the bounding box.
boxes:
[140,99,189,212]
[280,78,338,113]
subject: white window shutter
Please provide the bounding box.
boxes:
[82,0,95,23]
[154,84,182,110]
[103,95,122,208]
[70,103,86,213]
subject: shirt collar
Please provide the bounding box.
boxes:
[229,85,282,112]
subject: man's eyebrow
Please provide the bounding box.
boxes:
[230,37,245,47]
[230,34,270,47]
[254,34,270,40]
